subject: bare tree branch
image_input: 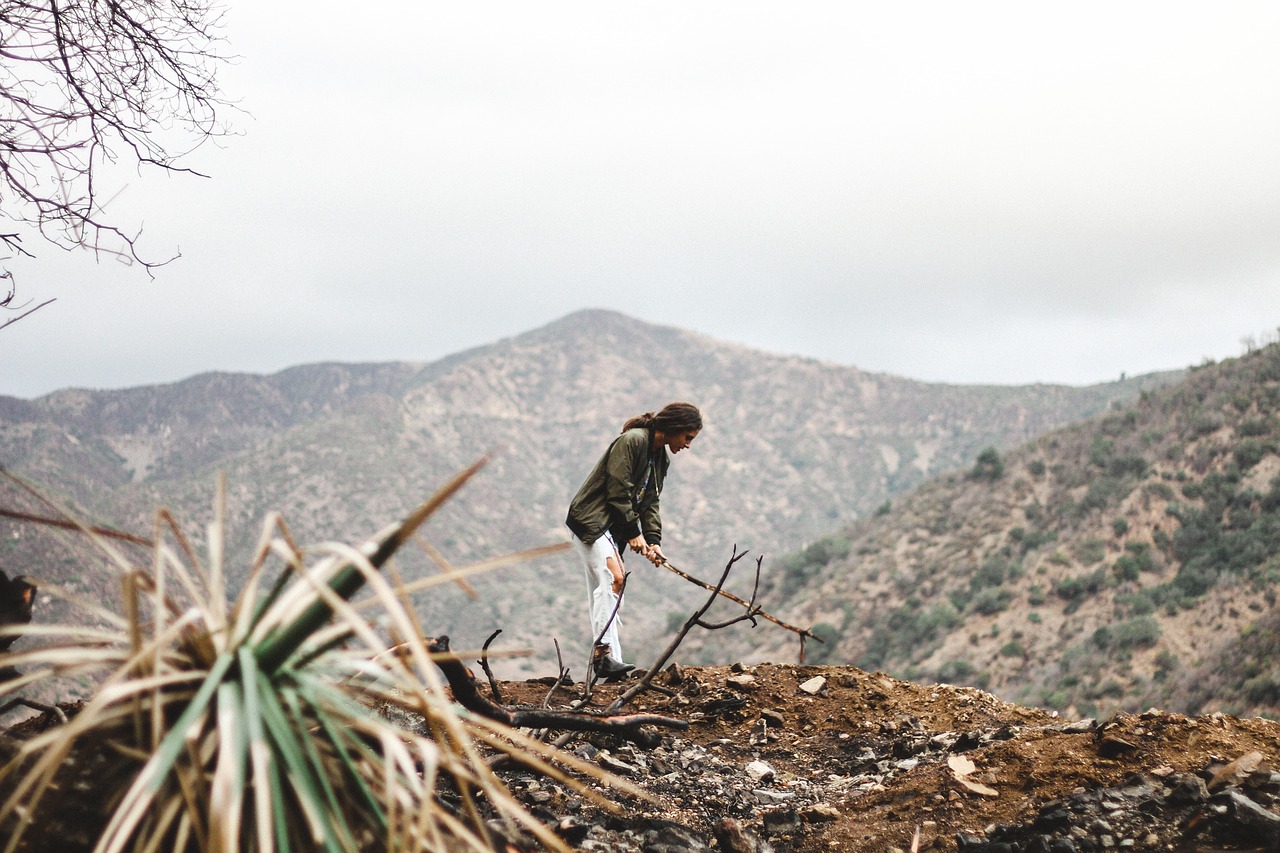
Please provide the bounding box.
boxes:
[608,547,759,713]
[0,0,234,295]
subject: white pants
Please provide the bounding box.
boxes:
[570,530,626,664]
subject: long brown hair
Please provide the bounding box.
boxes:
[622,402,702,434]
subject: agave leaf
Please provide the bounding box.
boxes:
[95,651,235,853]
[209,681,247,853]
[232,648,275,853]
[294,677,385,824]
[261,682,351,852]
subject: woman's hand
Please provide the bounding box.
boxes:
[627,535,665,565]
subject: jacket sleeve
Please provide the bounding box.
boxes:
[640,496,662,545]
[604,433,645,542]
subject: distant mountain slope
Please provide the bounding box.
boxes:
[737,341,1280,719]
[0,309,1178,678]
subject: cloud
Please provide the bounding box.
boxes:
[3,2,1280,397]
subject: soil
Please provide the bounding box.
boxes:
[4,663,1280,852]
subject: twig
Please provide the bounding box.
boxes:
[0,697,67,725]
[0,506,150,545]
[478,629,504,704]
[542,639,571,710]
[656,556,820,642]
[0,298,55,333]
[583,571,629,701]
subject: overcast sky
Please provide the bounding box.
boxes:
[3,2,1280,400]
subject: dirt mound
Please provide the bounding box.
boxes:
[4,663,1279,851]
[496,662,1280,852]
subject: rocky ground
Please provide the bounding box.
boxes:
[3,663,1279,852]
[491,663,1280,853]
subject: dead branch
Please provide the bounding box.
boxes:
[655,556,820,643]
[429,635,686,749]
[542,639,571,709]
[0,697,67,725]
[0,297,55,333]
[608,547,759,713]
[0,0,234,284]
[0,506,151,546]
[478,629,504,704]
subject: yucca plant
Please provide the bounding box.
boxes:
[0,461,618,852]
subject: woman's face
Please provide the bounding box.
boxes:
[666,429,699,454]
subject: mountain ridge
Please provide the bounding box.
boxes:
[0,310,1181,685]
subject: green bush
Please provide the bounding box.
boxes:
[937,660,977,683]
[1239,417,1272,437]
[1116,612,1167,645]
[999,640,1025,658]
[1075,538,1107,565]
[1244,675,1280,705]
[970,587,1012,616]
[971,557,1012,591]
[971,446,1004,481]
[1234,438,1275,470]
[1078,476,1131,514]
[1108,454,1149,478]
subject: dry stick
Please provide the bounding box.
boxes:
[0,506,151,546]
[582,571,629,702]
[0,697,66,724]
[609,547,758,713]
[541,639,571,710]
[655,556,821,644]
[478,629,504,704]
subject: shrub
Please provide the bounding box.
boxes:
[1075,539,1107,565]
[999,640,1025,658]
[1109,616,1162,650]
[937,660,977,683]
[1239,418,1272,437]
[1235,438,1275,471]
[971,557,1012,591]
[970,587,1012,616]
[1112,518,1129,537]
[1078,477,1130,514]
[1244,675,1280,705]
[971,447,1004,481]
[1108,454,1148,478]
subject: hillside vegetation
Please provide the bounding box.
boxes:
[742,341,1280,719]
[0,310,1171,681]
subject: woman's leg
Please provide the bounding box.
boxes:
[571,531,626,664]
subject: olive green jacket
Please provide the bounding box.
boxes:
[565,427,668,548]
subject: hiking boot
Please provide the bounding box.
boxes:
[593,657,634,682]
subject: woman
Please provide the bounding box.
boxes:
[565,402,702,681]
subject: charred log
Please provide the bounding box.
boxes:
[428,635,687,749]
